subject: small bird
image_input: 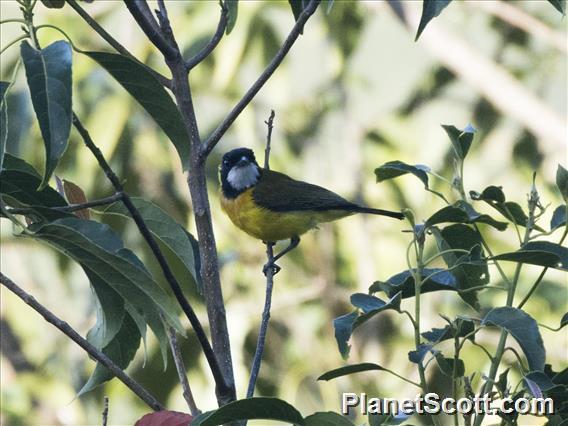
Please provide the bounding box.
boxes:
[219,147,404,269]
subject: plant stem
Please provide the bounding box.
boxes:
[0,273,164,411]
[185,2,228,71]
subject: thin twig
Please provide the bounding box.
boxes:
[0,273,164,412]
[7,193,123,215]
[201,0,320,159]
[65,0,171,88]
[247,111,277,398]
[166,324,200,416]
[124,0,178,61]
[71,113,231,400]
[102,396,109,426]
[185,3,228,71]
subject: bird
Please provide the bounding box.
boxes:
[219,147,404,271]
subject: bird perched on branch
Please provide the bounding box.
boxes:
[219,147,404,269]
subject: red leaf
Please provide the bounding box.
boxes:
[135,411,193,426]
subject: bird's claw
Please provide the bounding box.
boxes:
[263,262,281,276]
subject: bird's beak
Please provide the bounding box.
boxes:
[235,157,249,168]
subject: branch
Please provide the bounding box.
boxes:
[201,0,320,158]
[185,3,228,71]
[166,324,200,416]
[124,0,179,61]
[7,193,123,215]
[102,396,109,426]
[0,272,164,412]
[65,0,172,88]
[246,111,277,398]
[71,113,231,400]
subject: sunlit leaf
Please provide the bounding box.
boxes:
[482,307,545,371]
[318,363,386,381]
[492,241,568,271]
[83,51,190,169]
[192,397,304,426]
[21,40,72,188]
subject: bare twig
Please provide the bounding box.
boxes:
[0,273,164,412]
[102,396,109,426]
[71,113,231,401]
[7,193,123,215]
[247,111,277,399]
[201,0,320,159]
[166,324,200,416]
[65,0,172,88]
[124,0,178,61]
[185,3,228,71]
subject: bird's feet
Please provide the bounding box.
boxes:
[263,261,281,276]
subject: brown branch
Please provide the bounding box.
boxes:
[185,3,228,71]
[0,272,165,412]
[201,0,320,159]
[71,113,232,401]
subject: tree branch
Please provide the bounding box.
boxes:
[0,272,165,412]
[124,0,179,61]
[247,111,277,399]
[185,3,228,71]
[201,0,320,158]
[7,193,123,215]
[65,0,172,88]
[71,113,231,400]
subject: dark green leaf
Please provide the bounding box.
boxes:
[377,268,458,299]
[352,292,401,328]
[492,241,568,271]
[426,200,508,231]
[375,160,429,188]
[408,343,434,364]
[29,218,184,365]
[0,81,9,171]
[547,0,566,15]
[225,0,238,35]
[350,293,387,313]
[525,372,556,397]
[318,363,386,381]
[78,312,141,395]
[561,313,568,330]
[104,198,201,293]
[416,0,453,41]
[441,124,474,159]
[40,0,65,7]
[496,368,510,395]
[288,0,311,33]
[482,307,545,371]
[2,153,41,177]
[369,412,412,426]
[83,51,189,169]
[550,205,566,232]
[422,318,475,344]
[192,397,304,426]
[556,165,568,200]
[472,185,505,203]
[304,412,353,426]
[333,311,358,359]
[21,41,72,188]
[434,353,464,377]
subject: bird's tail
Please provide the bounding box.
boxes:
[353,206,404,220]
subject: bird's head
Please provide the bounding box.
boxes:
[220,148,261,198]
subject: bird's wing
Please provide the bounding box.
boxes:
[252,170,358,212]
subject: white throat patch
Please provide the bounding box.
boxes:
[227,164,259,190]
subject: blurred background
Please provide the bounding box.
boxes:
[1,1,566,424]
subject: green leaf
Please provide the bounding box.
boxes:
[524,371,556,397]
[492,241,568,271]
[470,185,543,231]
[375,160,429,188]
[561,313,568,330]
[103,197,201,294]
[192,397,304,426]
[376,268,458,299]
[416,0,453,41]
[20,40,72,188]
[434,353,464,377]
[550,205,567,232]
[441,124,474,160]
[28,218,185,366]
[40,0,65,8]
[318,363,386,381]
[547,0,566,15]
[408,343,434,364]
[556,165,568,201]
[78,312,141,395]
[288,0,310,34]
[482,307,545,371]
[352,292,401,328]
[422,318,475,344]
[333,311,358,359]
[304,412,353,426]
[369,412,412,426]
[225,0,238,35]
[83,51,189,170]
[426,200,508,231]
[0,81,9,171]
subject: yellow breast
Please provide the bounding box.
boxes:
[220,188,352,242]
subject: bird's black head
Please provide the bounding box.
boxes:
[220,148,262,199]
